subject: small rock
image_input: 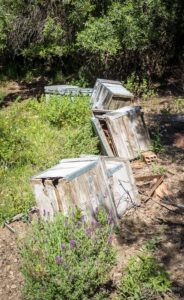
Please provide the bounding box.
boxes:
[11,285,17,289]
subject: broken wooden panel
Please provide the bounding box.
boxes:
[102,157,140,217]
[93,106,151,160]
[31,156,118,223]
[91,117,114,156]
[31,179,59,221]
[91,79,133,110]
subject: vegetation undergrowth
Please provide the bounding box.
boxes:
[20,209,116,300]
[0,88,6,103]
[0,95,98,223]
[123,74,157,100]
[117,237,171,300]
[150,127,164,154]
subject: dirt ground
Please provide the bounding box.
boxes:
[0,96,183,300]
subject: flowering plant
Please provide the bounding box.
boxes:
[20,209,116,300]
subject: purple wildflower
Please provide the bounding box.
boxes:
[91,220,99,228]
[47,211,50,219]
[55,255,62,265]
[70,240,75,249]
[43,209,46,217]
[61,243,66,251]
[108,235,113,245]
[94,234,97,242]
[76,221,81,229]
[85,227,91,237]
[80,215,85,222]
[85,256,88,262]
[108,213,114,225]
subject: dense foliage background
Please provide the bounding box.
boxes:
[0,0,183,84]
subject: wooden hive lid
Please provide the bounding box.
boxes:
[32,157,99,181]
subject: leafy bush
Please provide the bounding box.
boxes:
[123,74,157,100]
[117,253,171,299]
[0,96,98,223]
[150,127,164,154]
[20,210,116,300]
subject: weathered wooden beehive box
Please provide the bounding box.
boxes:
[91,79,133,110]
[44,85,93,100]
[92,106,151,160]
[31,156,139,221]
[31,156,117,222]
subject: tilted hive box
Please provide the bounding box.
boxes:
[31,156,139,222]
[91,79,133,110]
[92,106,151,160]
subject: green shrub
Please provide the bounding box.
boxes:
[0,96,98,223]
[117,253,171,299]
[123,74,157,100]
[150,127,164,154]
[20,210,116,300]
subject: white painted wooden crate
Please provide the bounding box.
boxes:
[44,85,93,101]
[31,156,116,222]
[92,106,151,160]
[31,156,139,222]
[91,79,133,110]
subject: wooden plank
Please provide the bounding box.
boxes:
[102,157,140,217]
[106,116,134,159]
[31,179,55,221]
[148,176,164,197]
[91,117,114,156]
[135,174,162,182]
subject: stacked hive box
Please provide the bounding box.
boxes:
[91,79,134,109]
[31,79,150,222]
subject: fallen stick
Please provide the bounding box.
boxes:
[156,217,184,227]
[139,191,184,214]
[148,176,164,197]
[4,223,16,234]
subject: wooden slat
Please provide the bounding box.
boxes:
[91,117,114,156]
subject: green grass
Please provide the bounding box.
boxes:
[117,238,171,300]
[0,95,99,223]
[0,88,6,104]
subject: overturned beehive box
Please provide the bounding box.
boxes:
[31,156,139,222]
[91,79,133,110]
[92,106,151,160]
[31,156,117,222]
[44,85,93,100]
